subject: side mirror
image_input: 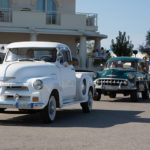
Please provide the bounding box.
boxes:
[63,61,69,67]
[57,52,63,64]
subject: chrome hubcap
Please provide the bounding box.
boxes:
[48,96,56,121]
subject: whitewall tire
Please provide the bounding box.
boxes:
[42,95,57,123]
[80,90,93,113]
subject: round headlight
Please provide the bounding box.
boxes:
[128,73,134,80]
[33,80,43,90]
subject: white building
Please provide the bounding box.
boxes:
[0,0,107,68]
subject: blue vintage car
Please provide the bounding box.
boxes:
[94,57,150,101]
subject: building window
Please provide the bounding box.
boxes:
[46,0,57,24]
[47,0,56,12]
[0,0,9,9]
[36,0,56,12]
[0,0,11,22]
[36,0,46,12]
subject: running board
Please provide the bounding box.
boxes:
[62,99,87,107]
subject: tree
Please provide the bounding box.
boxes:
[146,30,150,46]
[139,30,150,55]
[111,31,134,56]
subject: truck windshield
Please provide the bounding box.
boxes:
[5,48,57,62]
[106,60,137,70]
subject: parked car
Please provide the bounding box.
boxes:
[94,57,150,101]
[0,41,94,123]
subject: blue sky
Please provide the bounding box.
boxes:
[76,0,150,50]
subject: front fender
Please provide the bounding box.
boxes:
[85,75,94,95]
[26,77,62,107]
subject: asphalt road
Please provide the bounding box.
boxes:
[0,95,150,150]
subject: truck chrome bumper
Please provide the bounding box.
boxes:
[0,101,45,110]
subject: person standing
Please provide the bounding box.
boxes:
[98,47,104,57]
[93,49,99,57]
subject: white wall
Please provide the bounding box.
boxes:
[12,11,46,28]
[57,0,75,13]
[11,0,36,10]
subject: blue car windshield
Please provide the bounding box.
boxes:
[106,60,137,70]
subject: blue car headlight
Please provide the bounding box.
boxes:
[127,73,135,80]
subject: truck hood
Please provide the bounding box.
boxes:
[98,68,136,79]
[0,61,57,82]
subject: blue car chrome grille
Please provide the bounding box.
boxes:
[96,79,128,86]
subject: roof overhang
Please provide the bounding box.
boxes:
[0,27,82,36]
[0,26,108,39]
[83,31,107,39]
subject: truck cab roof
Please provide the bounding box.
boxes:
[7,41,69,50]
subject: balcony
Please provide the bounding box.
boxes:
[0,8,98,31]
[78,13,98,27]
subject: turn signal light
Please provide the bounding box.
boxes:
[32,97,39,102]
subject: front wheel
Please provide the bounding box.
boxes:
[80,90,93,113]
[42,95,57,123]
[109,93,116,98]
[0,108,6,113]
[130,91,139,102]
[93,89,101,101]
[142,90,149,100]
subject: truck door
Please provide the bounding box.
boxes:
[59,49,76,100]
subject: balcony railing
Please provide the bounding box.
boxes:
[46,12,97,26]
[77,13,98,27]
[0,8,98,29]
[86,13,98,27]
[0,8,12,22]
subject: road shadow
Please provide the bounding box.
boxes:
[101,96,150,103]
[113,98,150,103]
[0,108,149,128]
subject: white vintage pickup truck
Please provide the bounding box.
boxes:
[0,41,94,123]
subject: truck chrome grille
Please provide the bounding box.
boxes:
[6,86,29,91]
[0,85,30,101]
[6,95,30,101]
[96,78,128,86]
[5,86,29,91]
